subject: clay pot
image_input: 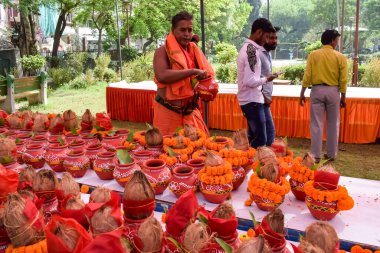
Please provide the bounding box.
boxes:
[48,134,65,143]
[131,150,153,167]
[45,143,69,172]
[251,193,284,212]
[15,140,26,164]
[81,134,99,147]
[63,150,90,178]
[65,133,80,144]
[232,166,246,190]
[36,130,50,138]
[186,158,205,175]
[305,196,339,221]
[22,144,45,169]
[169,166,197,198]
[196,76,219,102]
[113,157,141,187]
[289,178,306,201]
[2,160,23,173]
[102,134,121,151]
[86,144,106,169]
[132,138,145,151]
[199,181,233,204]
[116,129,130,139]
[15,133,32,145]
[30,135,48,149]
[243,157,254,174]
[93,151,116,180]
[4,130,17,139]
[142,159,172,195]
[69,139,86,152]
[146,145,164,159]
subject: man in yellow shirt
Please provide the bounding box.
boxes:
[300,29,348,162]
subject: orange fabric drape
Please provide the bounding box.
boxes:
[106,87,380,144]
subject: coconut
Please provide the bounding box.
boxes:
[65,196,85,210]
[63,110,78,131]
[257,146,277,165]
[4,193,45,247]
[90,187,112,203]
[20,111,34,130]
[317,164,339,174]
[137,217,163,252]
[265,208,284,234]
[91,206,119,236]
[259,161,279,183]
[297,240,325,253]
[232,129,249,151]
[32,169,58,192]
[0,138,16,158]
[301,152,316,168]
[32,113,49,131]
[271,138,287,157]
[6,114,21,129]
[123,171,155,220]
[204,151,224,167]
[18,166,36,190]
[184,124,198,141]
[82,109,94,125]
[172,134,186,149]
[49,114,64,133]
[236,235,272,253]
[56,172,80,198]
[145,128,163,147]
[183,222,210,253]
[54,221,80,252]
[213,202,234,219]
[303,221,339,253]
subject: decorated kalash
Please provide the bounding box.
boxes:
[0,109,365,253]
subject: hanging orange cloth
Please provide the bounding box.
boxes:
[153,32,215,136]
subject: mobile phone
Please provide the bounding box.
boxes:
[275,71,284,76]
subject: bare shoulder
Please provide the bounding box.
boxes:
[154,46,167,59]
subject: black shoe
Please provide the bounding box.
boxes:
[323,154,335,161]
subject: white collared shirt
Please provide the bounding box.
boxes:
[237,38,267,105]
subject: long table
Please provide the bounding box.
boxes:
[55,166,380,251]
[106,82,380,144]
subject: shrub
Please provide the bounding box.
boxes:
[305,41,323,55]
[48,68,76,87]
[282,64,306,84]
[360,58,380,87]
[215,43,238,64]
[20,55,46,72]
[103,68,118,82]
[122,53,154,82]
[67,52,89,75]
[94,54,112,81]
[84,69,96,85]
[216,63,237,83]
[121,47,140,62]
[66,75,89,89]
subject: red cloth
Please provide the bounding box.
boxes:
[200,206,238,241]
[0,164,18,205]
[165,190,199,238]
[95,113,113,131]
[81,229,129,253]
[122,198,155,218]
[313,170,340,190]
[23,197,45,231]
[61,194,89,230]
[18,180,33,191]
[199,242,223,253]
[45,215,92,253]
[81,121,93,131]
[0,110,7,126]
[255,218,286,251]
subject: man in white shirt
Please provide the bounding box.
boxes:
[237,18,278,148]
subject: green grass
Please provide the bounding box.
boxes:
[17,84,380,181]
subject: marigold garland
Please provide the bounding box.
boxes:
[192,150,217,160]
[277,149,294,164]
[198,161,234,185]
[133,131,146,146]
[121,140,136,150]
[89,128,109,137]
[204,136,234,151]
[350,245,380,253]
[163,136,191,147]
[178,128,207,148]
[304,181,354,210]
[288,158,314,183]
[224,156,249,167]
[159,153,178,166]
[243,147,256,158]
[246,173,291,204]
[5,239,48,253]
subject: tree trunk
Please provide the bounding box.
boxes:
[142,37,154,53]
[97,29,103,58]
[52,12,67,58]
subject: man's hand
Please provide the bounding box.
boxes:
[340,93,346,108]
[299,87,307,106]
[193,69,207,80]
[266,73,278,82]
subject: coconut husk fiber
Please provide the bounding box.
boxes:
[49,114,65,134]
[297,240,325,253]
[32,169,58,192]
[256,146,277,165]
[204,151,224,167]
[137,217,163,252]
[303,221,339,253]
[53,221,80,251]
[81,109,95,131]
[63,110,78,132]
[90,206,120,237]
[21,111,34,130]
[213,202,234,219]
[265,208,284,234]
[184,124,198,141]
[6,114,21,129]
[18,166,36,191]
[183,222,210,253]
[33,113,49,132]
[65,196,85,210]
[3,193,45,247]
[259,161,279,183]
[90,187,112,203]
[0,138,16,158]
[56,172,80,199]
[236,235,272,253]
[145,128,163,147]
[123,171,155,220]
[301,152,316,169]
[232,129,249,151]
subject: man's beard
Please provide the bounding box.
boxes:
[264,44,277,51]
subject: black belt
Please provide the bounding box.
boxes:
[313,83,331,86]
[155,95,197,116]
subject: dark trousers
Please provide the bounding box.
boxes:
[240,102,275,148]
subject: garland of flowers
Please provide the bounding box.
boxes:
[288,158,314,183]
[277,149,294,164]
[192,150,218,160]
[5,239,48,253]
[133,131,146,146]
[245,173,291,205]
[163,137,193,157]
[121,140,136,150]
[224,156,249,167]
[198,161,234,185]
[304,181,354,210]
[349,245,380,253]
[243,147,256,158]
[178,128,207,149]
[278,160,290,177]
[159,153,178,166]
[90,128,110,137]
[204,137,234,151]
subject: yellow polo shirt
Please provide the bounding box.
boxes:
[302,45,348,93]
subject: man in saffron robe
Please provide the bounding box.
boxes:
[153,11,215,136]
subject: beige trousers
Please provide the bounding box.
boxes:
[310,85,340,159]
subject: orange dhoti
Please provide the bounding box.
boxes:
[153,101,209,136]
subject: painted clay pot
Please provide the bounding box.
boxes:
[232,166,246,190]
[63,150,90,178]
[289,178,307,201]
[113,157,141,187]
[199,181,233,204]
[131,150,153,167]
[146,145,164,159]
[86,143,106,169]
[4,130,17,139]
[132,138,145,151]
[15,133,32,145]
[186,158,205,175]
[45,143,69,172]
[251,193,284,212]
[102,134,121,152]
[93,151,116,180]
[36,130,50,138]
[81,134,99,147]
[15,139,26,164]
[305,195,339,221]
[69,139,86,152]
[116,129,130,139]
[22,144,45,169]
[243,157,254,174]
[30,135,48,149]
[64,133,80,144]
[2,160,23,173]
[48,134,65,143]
[169,166,197,198]
[142,159,172,195]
